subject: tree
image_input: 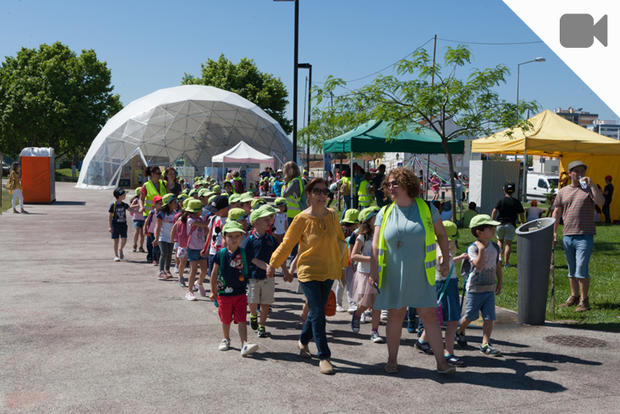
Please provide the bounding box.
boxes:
[182,54,292,135]
[0,42,122,159]
[306,45,538,220]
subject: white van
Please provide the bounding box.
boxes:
[527,173,559,201]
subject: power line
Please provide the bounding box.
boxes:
[437,37,543,46]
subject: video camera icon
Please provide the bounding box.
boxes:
[560,14,608,48]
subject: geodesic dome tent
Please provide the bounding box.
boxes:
[77,85,292,188]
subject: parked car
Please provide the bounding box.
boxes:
[527,173,559,201]
[2,160,11,176]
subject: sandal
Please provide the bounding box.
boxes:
[384,363,398,374]
[560,295,580,307]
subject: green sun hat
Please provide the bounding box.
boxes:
[182,197,191,210]
[359,206,380,223]
[469,214,501,229]
[208,194,218,204]
[228,193,241,204]
[184,199,203,213]
[240,192,254,203]
[228,207,248,221]
[212,184,221,192]
[198,188,212,198]
[341,208,360,224]
[222,220,245,235]
[162,193,176,206]
[441,220,458,240]
[251,198,266,210]
[274,197,286,206]
[135,187,142,195]
[177,193,188,202]
[188,189,198,198]
[250,204,277,225]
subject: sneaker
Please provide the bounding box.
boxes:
[257,326,268,338]
[218,338,230,351]
[133,245,137,252]
[370,330,385,343]
[119,251,124,260]
[347,304,357,314]
[319,359,334,375]
[575,299,591,312]
[298,341,311,359]
[158,271,167,280]
[560,295,580,307]
[195,281,206,297]
[503,263,512,268]
[380,309,388,322]
[351,313,361,333]
[480,343,502,357]
[445,354,466,367]
[361,309,372,323]
[407,317,418,333]
[415,340,433,355]
[455,331,468,347]
[240,342,258,357]
[178,277,186,287]
[138,247,145,253]
[250,315,259,331]
[185,291,196,301]
[113,257,121,262]
[336,305,345,313]
[153,260,158,266]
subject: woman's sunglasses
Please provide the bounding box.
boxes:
[311,188,330,195]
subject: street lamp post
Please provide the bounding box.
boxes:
[516,57,545,202]
[274,0,299,163]
[298,63,312,173]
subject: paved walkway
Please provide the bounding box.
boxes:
[1,182,619,413]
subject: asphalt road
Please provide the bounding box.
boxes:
[1,182,618,413]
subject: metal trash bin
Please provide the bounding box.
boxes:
[515,217,556,325]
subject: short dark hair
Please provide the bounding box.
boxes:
[468,201,477,210]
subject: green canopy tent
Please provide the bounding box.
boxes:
[323,120,465,197]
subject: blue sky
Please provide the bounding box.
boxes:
[1,0,616,131]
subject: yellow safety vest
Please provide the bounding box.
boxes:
[340,177,351,195]
[358,180,372,207]
[143,179,166,217]
[285,176,304,219]
[377,198,436,288]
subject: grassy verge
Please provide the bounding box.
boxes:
[55,168,79,182]
[455,224,620,332]
[2,188,11,212]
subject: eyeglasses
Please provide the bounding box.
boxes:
[311,188,330,195]
[387,181,400,188]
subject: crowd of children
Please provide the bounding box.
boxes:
[108,168,505,372]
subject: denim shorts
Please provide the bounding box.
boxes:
[464,291,496,321]
[435,278,461,322]
[133,220,145,229]
[111,222,128,239]
[562,234,594,279]
[188,248,206,263]
[496,223,516,241]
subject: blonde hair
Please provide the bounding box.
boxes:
[283,161,300,182]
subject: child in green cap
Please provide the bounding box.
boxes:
[273,197,288,243]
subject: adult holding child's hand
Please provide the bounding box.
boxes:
[370,167,455,375]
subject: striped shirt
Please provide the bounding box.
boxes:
[554,185,596,235]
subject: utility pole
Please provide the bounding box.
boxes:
[425,34,437,201]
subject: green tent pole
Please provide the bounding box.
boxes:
[350,151,354,209]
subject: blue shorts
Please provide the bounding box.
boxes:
[464,291,496,321]
[133,220,145,229]
[435,278,461,322]
[111,222,127,239]
[188,248,207,263]
[208,253,216,275]
[562,234,593,279]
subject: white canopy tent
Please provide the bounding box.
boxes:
[211,140,274,166]
[77,85,292,189]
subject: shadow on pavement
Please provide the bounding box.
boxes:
[53,201,86,206]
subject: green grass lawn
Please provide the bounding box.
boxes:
[55,168,79,182]
[2,187,11,212]
[455,224,620,332]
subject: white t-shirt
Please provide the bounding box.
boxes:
[157,211,176,243]
[274,212,287,235]
[355,234,373,274]
[209,216,227,255]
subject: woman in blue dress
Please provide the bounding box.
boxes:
[370,167,455,374]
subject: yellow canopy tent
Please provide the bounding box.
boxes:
[472,109,620,221]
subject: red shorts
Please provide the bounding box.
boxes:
[217,294,247,324]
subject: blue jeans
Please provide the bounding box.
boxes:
[300,279,334,360]
[562,234,594,279]
[146,234,160,263]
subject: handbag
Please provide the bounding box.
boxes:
[435,264,454,326]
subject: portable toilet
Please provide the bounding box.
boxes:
[19,147,56,203]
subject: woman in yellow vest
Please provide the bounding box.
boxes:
[282,161,306,224]
[369,167,454,375]
[139,166,166,218]
[357,172,373,208]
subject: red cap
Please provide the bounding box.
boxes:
[605,175,612,181]
[153,195,163,203]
